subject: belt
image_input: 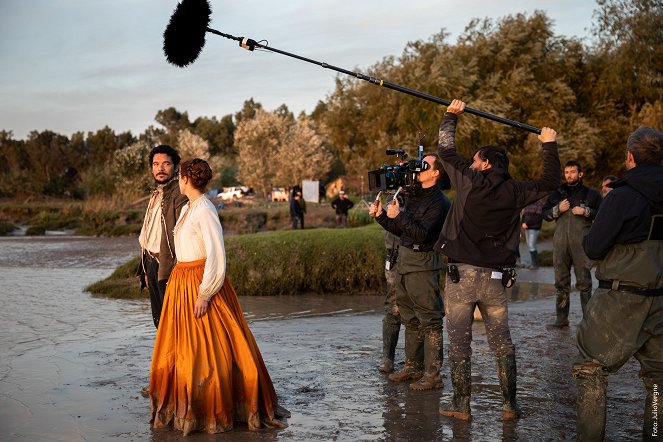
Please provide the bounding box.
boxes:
[146,251,160,260]
[401,244,434,252]
[598,280,663,296]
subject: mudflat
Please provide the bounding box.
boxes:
[0,236,643,441]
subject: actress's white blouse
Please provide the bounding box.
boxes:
[173,195,226,301]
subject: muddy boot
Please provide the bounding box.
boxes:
[378,320,400,373]
[572,362,607,441]
[439,357,472,420]
[497,354,521,420]
[549,291,570,328]
[410,328,444,390]
[579,290,592,318]
[642,377,661,441]
[388,329,423,382]
[529,250,539,269]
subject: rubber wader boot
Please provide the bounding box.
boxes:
[378,320,400,373]
[439,357,472,420]
[579,290,592,318]
[549,291,570,327]
[410,328,444,390]
[529,250,539,269]
[497,354,521,420]
[572,362,607,441]
[388,328,423,382]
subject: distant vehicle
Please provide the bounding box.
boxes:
[218,186,244,200]
[271,187,289,202]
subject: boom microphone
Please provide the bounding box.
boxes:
[163,0,542,135]
[163,0,211,67]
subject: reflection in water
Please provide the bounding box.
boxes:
[507,281,556,301]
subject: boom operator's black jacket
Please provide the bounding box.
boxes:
[434,112,560,268]
[376,185,450,252]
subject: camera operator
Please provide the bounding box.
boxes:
[369,154,451,390]
[573,127,663,441]
[436,99,560,421]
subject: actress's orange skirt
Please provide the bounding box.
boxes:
[149,259,286,435]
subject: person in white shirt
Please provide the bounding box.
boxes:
[137,145,188,328]
[148,158,288,435]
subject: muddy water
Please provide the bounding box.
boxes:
[0,236,644,441]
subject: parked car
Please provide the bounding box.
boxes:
[218,186,244,200]
[271,187,289,202]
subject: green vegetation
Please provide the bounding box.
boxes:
[86,224,387,298]
[86,256,143,299]
[2,1,661,203]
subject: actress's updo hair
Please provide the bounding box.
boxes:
[180,158,213,191]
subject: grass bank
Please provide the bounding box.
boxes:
[0,198,372,236]
[86,223,386,298]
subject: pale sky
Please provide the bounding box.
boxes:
[0,0,598,140]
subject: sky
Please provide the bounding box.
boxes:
[0,0,598,140]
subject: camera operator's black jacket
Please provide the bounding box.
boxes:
[435,112,560,268]
[376,185,450,252]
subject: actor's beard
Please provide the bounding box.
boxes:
[566,178,580,187]
[154,174,175,185]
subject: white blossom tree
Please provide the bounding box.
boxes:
[235,109,333,197]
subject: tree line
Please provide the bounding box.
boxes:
[1,0,660,201]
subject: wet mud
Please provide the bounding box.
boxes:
[0,236,645,441]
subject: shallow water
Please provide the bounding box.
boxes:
[0,236,644,441]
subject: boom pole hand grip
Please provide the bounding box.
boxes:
[164,0,542,135]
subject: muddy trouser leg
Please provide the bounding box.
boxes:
[572,361,608,440]
[476,276,519,419]
[442,270,477,416]
[145,257,161,328]
[571,245,593,319]
[632,297,663,442]
[409,326,444,390]
[405,267,444,390]
[380,266,401,373]
[388,272,423,382]
[552,242,572,326]
[575,288,661,441]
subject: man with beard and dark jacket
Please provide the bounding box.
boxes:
[573,127,663,441]
[542,160,602,327]
[369,153,451,390]
[137,145,188,328]
[436,99,560,421]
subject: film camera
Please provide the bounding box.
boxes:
[367,145,429,192]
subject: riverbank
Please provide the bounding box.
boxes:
[0,236,644,441]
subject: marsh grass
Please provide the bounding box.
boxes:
[86,224,386,298]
